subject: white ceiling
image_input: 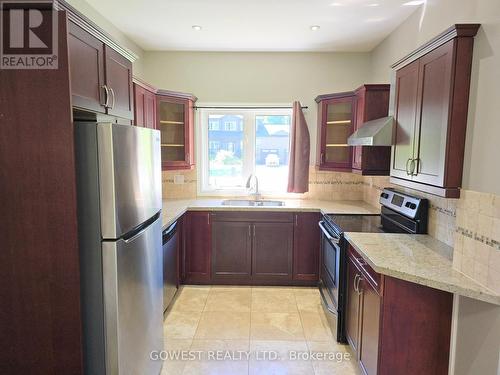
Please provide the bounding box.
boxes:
[85,0,423,52]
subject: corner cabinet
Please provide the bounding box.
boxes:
[316,93,356,171]
[346,245,453,375]
[133,80,156,129]
[315,85,391,175]
[391,24,480,198]
[157,91,197,170]
[352,85,391,175]
[68,21,133,120]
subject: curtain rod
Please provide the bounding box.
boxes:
[193,105,308,110]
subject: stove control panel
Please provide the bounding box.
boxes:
[379,188,424,219]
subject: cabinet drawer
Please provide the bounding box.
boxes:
[211,211,294,223]
[348,245,381,293]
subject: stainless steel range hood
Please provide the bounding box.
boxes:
[347,116,394,146]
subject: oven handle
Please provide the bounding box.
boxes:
[318,221,340,245]
[319,283,337,315]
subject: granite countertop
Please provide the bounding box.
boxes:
[344,232,500,306]
[161,198,379,229]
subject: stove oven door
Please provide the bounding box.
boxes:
[318,221,344,342]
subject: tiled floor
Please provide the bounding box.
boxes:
[161,285,360,375]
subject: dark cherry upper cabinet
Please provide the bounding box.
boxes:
[133,81,156,129]
[346,246,453,375]
[253,222,294,281]
[352,85,391,175]
[104,46,133,119]
[390,24,480,198]
[68,21,133,120]
[316,93,356,171]
[292,212,320,281]
[183,211,211,284]
[212,220,252,281]
[68,21,105,113]
[157,91,197,170]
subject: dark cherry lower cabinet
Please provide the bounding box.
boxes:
[293,212,321,281]
[184,211,319,285]
[183,212,211,283]
[253,222,294,281]
[346,245,453,375]
[212,221,252,280]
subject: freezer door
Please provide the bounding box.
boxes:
[98,123,162,239]
[102,216,163,375]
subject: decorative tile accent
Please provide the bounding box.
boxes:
[456,227,500,251]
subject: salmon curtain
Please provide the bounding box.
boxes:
[287,101,310,193]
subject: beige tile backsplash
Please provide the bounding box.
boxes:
[162,167,499,293]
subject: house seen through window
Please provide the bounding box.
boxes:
[200,109,292,194]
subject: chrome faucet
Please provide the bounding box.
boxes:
[245,174,260,199]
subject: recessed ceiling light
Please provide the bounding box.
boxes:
[367,3,380,6]
[403,0,425,5]
[310,25,321,31]
[192,25,202,31]
[330,2,342,6]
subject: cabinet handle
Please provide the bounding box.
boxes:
[412,158,420,176]
[295,215,298,227]
[109,87,116,109]
[406,158,412,175]
[353,274,360,293]
[248,226,251,238]
[355,275,363,295]
[321,152,325,164]
[186,152,190,162]
[253,226,256,238]
[102,85,110,108]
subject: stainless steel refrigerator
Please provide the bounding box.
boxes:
[75,121,163,375]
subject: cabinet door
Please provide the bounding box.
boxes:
[157,96,192,170]
[391,59,420,179]
[104,46,133,119]
[144,91,156,129]
[293,213,320,281]
[68,22,105,113]
[184,212,211,283]
[252,222,293,280]
[346,257,361,353]
[318,96,355,171]
[352,93,365,170]
[413,41,454,186]
[133,83,146,126]
[212,221,252,280]
[359,278,381,375]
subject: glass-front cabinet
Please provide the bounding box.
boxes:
[156,91,196,170]
[316,93,355,171]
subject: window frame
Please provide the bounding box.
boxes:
[197,105,293,196]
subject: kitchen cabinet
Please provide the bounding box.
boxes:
[68,21,133,120]
[133,81,156,128]
[183,211,211,284]
[253,222,294,281]
[352,85,391,175]
[157,91,197,170]
[212,221,252,280]
[346,245,453,375]
[390,24,480,198]
[104,46,133,119]
[292,212,321,281]
[316,93,356,171]
[188,212,314,285]
[68,21,105,113]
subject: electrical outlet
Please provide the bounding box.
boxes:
[173,175,185,184]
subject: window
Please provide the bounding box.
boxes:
[199,109,291,194]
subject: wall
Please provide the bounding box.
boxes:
[369,0,500,196]
[65,0,146,77]
[142,51,372,161]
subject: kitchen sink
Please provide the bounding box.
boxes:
[221,199,285,207]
